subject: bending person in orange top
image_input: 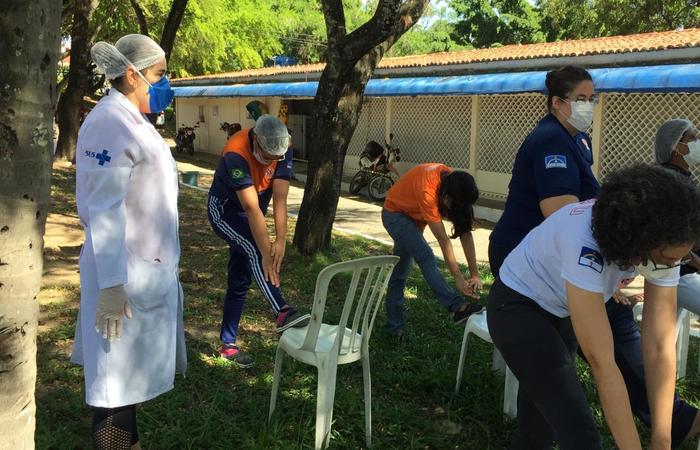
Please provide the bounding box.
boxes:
[382,163,483,339]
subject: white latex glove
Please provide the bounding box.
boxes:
[95,285,132,341]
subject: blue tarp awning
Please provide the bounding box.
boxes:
[173,63,700,98]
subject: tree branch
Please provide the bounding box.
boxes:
[341,0,404,63]
[321,0,347,51]
[130,0,149,36]
[90,2,120,44]
[160,0,188,61]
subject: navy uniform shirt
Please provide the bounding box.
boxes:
[209,128,293,216]
[490,114,600,260]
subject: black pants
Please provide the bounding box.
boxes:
[488,242,697,448]
[487,279,602,450]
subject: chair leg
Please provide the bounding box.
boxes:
[503,365,518,419]
[491,347,506,375]
[362,353,372,448]
[269,346,285,421]
[677,312,690,380]
[315,359,339,450]
[455,325,471,393]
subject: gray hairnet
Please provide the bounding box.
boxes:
[91,34,165,80]
[254,115,291,156]
[655,119,695,164]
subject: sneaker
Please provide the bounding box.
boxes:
[453,303,484,325]
[386,329,409,346]
[276,307,311,333]
[218,343,254,368]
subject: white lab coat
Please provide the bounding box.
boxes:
[71,89,187,408]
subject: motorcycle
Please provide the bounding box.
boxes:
[349,133,401,201]
[175,122,199,155]
[220,121,242,140]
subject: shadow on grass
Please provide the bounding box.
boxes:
[36,166,700,449]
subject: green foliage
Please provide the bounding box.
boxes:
[389,18,471,57]
[537,0,600,41]
[537,0,700,41]
[449,0,546,48]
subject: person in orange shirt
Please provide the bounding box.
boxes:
[382,163,483,339]
[208,115,309,367]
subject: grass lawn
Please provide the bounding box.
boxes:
[36,165,700,449]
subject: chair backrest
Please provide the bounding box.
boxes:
[299,255,399,357]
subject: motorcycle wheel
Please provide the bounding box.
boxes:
[368,175,393,201]
[349,171,368,195]
[187,144,194,156]
[176,143,183,153]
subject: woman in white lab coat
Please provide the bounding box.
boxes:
[71,34,186,449]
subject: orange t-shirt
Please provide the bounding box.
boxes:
[384,163,452,226]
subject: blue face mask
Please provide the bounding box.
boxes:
[145,75,174,113]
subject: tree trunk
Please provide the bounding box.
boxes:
[55,0,99,162]
[294,0,428,255]
[130,0,150,36]
[160,0,189,61]
[0,1,61,448]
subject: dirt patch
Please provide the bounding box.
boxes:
[42,213,83,287]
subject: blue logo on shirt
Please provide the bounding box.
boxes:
[84,149,111,166]
[544,154,567,169]
[578,246,603,273]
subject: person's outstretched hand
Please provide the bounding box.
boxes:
[95,285,132,341]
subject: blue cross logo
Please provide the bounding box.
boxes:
[95,149,111,166]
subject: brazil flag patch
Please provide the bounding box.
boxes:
[231,168,245,179]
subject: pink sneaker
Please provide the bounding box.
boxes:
[218,343,254,368]
[275,307,310,333]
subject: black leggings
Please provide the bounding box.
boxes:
[487,279,602,450]
[92,405,139,450]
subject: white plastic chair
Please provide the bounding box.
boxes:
[454,310,519,418]
[632,303,691,379]
[268,255,399,450]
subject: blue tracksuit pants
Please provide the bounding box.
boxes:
[208,194,287,344]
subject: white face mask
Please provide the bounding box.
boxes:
[635,260,676,281]
[682,140,700,166]
[567,101,595,132]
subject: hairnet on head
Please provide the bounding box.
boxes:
[91,34,165,80]
[654,119,695,164]
[254,115,291,156]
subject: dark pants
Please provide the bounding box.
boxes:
[208,195,287,344]
[487,279,602,450]
[488,241,698,448]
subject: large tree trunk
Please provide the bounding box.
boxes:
[0,1,61,448]
[55,0,99,162]
[294,0,428,255]
[160,0,189,61]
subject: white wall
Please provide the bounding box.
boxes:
[175,97,282,155]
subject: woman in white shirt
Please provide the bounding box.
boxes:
[72,34,186,449]
[487,164,700,450]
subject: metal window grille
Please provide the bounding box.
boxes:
[477,93,548,173]
[598,93,700,182]
[391,96,472,170]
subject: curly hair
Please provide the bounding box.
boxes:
[438,171,479,239]
[592,164,700,268]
